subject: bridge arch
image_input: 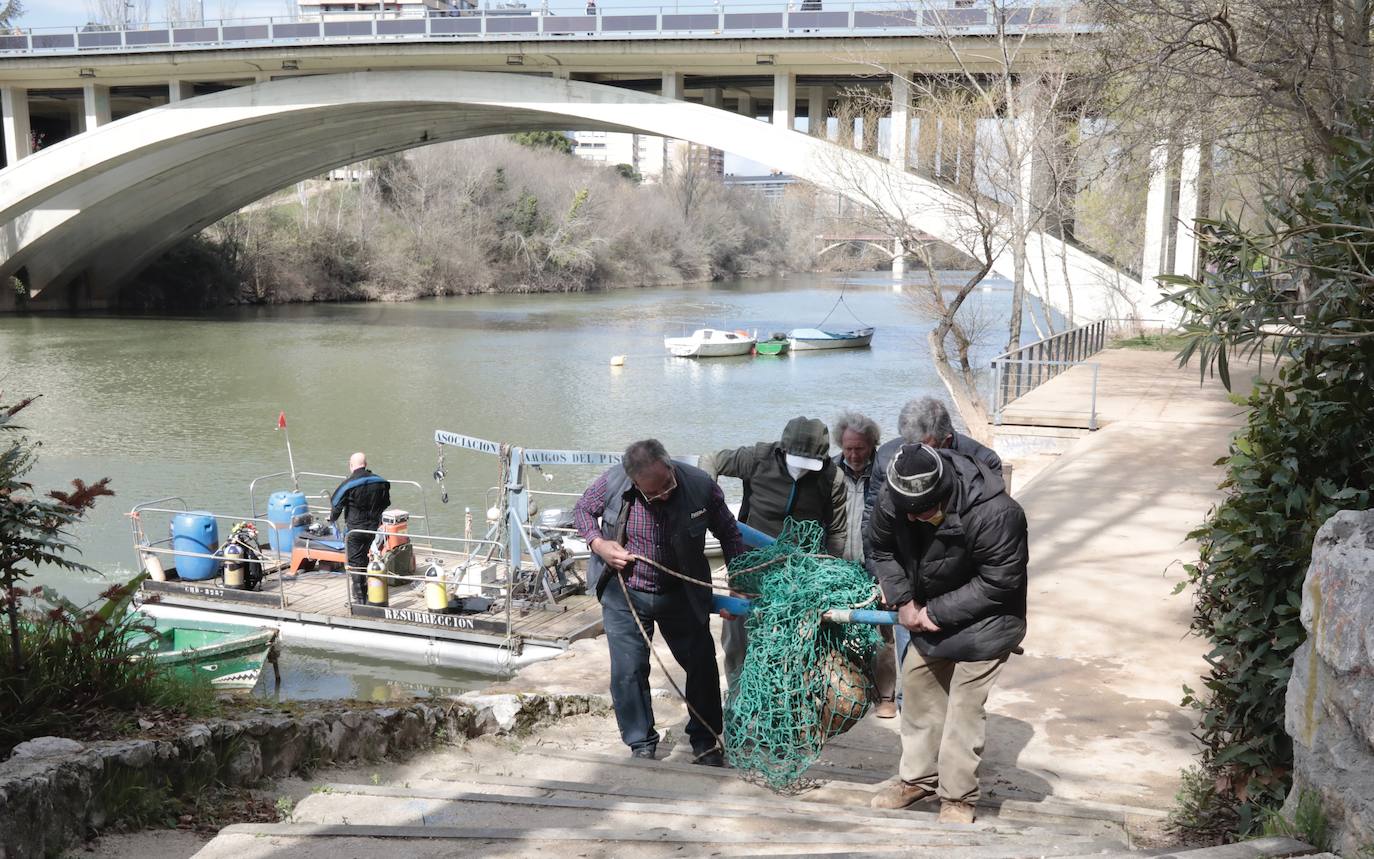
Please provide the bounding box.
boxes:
[0,70,1141,316]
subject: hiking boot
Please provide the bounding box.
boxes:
[693,749,726,767]
[939,801,977,824]
[631,745,657,760]
[874,697,897,719]
[869,779,935,809]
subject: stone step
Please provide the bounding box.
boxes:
[304,779,1111,845]
[194,822,1129,859]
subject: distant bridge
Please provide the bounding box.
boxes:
[0,2,1174,319]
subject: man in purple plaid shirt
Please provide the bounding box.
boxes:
[575,439,745,765]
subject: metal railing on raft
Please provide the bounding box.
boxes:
[990,319,1107,430]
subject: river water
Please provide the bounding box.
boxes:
[0,270,1038,699]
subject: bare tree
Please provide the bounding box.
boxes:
[1090,0,1373,185]
[0,1,23,28]
[86,0,153,27]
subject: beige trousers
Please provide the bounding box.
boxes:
[898,645,1006,803]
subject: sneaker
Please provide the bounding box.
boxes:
[938,800,977,824]
[874,698,898,719]
[869,779,935,809]
[631,745,657,760]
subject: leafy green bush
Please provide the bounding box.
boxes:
[0,576,218,753]
[1161,117,1374,837]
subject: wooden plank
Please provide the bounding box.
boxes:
[1150,838,1317,859]
[531,747,886,785]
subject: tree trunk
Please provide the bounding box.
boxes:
[5,586,23,683]
[928,329,993,445]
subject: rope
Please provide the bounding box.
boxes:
[612,518,882,790]
[612,566,726,763]
[814,278,871,329]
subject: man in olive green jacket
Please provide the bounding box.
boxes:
[701,416,848,685]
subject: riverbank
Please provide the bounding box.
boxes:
[120,137,838,310]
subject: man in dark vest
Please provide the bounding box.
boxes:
[574,439,746,765]
[703,416,848,685]
[329,451,391,603]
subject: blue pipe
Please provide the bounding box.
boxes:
[710,593,898,626]
[737,522,776,549]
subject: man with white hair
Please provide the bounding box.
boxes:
[329,452,391,603]
[832,409,898,719]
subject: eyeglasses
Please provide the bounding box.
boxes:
[637,470,678,503]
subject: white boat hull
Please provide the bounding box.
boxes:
[138,602,562,673]
[789,329,875,351]
[664,328,757,358]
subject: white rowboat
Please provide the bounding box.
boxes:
[788,327,875,351]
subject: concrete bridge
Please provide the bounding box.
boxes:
[0,2,1175,315]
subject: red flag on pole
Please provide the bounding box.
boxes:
[276,411,287,430]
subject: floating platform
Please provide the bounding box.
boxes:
[137,569,603,674]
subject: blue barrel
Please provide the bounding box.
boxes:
[266,490,310,554]
[171,512,220,581]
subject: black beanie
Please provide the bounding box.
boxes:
[886,443,954,513]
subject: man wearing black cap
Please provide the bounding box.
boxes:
[865,443,1027,824]
[704,416,849,684]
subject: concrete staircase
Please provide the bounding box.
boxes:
[184,706,1305,859]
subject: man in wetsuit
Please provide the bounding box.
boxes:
[329,451,391,602]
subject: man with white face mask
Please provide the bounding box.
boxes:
[866,443,1028,824]
[702,416,848,685]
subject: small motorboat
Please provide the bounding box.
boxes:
[788,327,875,351]
[133,616,280,691]
[664,328,758,358]
[754,333,791,356]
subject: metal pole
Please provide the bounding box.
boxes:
[993,360,1004,425]
[1089,364,1099,430]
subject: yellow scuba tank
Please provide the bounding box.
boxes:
[366,556,389,606]
[423,560,450,612]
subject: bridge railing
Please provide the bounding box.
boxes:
[0,1,1093,56]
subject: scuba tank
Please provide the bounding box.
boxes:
[222,522,264,591]
[366,555,389,606]
[423,560,450,612]
[222,540,246,588]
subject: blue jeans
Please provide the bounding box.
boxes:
[599,576,722,753]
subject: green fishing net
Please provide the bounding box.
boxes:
[723,518,883,790]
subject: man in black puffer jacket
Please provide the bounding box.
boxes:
[866,443,1027,824]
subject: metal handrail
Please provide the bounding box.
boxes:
[991,358,1099,430]
[0,1,1092,56]
[991,318,1106,411]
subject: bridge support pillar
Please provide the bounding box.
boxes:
[772,71,794,131]
[1140,143,1171,288]
[805,85,826,136]
[1,86,31,165]
[83,83,111,130]
[168,80,195,102]
[735,92,753,119]
[888,71,909,168]
[661,71,683,101]
[892,238,906,277]
[1173,142,1202,280]
[702,87,722,108]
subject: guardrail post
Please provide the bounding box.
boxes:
[1089,363,1100,430]
[848,2,856,29]
[481,10,487,36]
[992,361,1003,425]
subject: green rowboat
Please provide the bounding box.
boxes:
[755,337,790,356]
[133,617,280,691]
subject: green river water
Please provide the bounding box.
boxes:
[0,271,1033,699]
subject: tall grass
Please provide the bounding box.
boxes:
[0,576,217,754]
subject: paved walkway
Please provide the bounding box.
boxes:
[986,347,1252,809]
[500,346,1250,811]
